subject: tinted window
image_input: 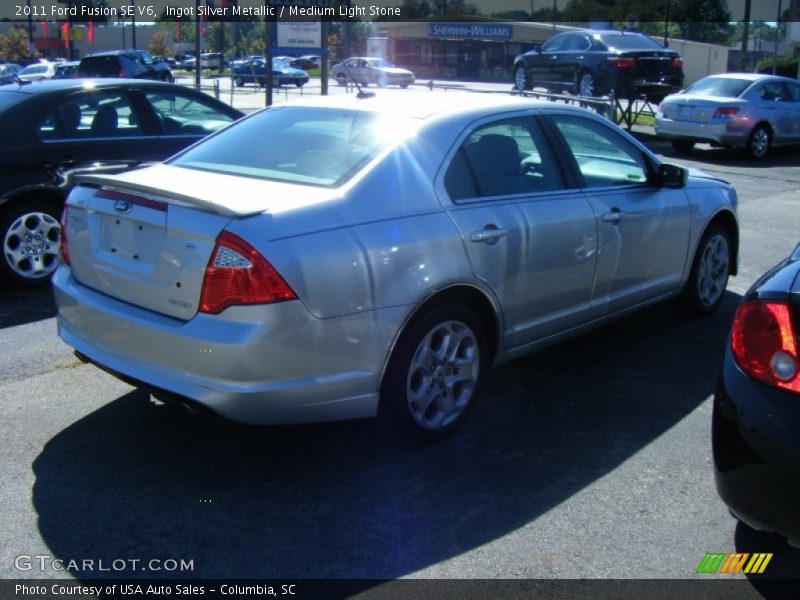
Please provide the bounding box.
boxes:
[552,115,648,188]
[145,91,235,135]
[599,34,664,51]
[445,117,562,200]
[756,81,791,102]
[788,82,800,102]
[78,56,119,77]
[564,34,590,51]
[171,107,413,187]
[38,92,142,140]
[541,35,567,52]
[686,77,752,98]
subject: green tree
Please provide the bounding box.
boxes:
[147,31,170,57]
[670,0,732,44]
[0,28,31,61]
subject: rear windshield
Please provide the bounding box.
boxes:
[170,106,414,187]
[685,77,752,98]
[599,34,664,51]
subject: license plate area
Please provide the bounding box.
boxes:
[98,213,165,266]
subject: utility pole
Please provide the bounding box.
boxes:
[195,0,201,88]
[552,0,557,33]
[663,0,670,47]
[772,0,783,75]
[26,0,34,57]
[131,0,137,49]
[265,0,273,107]
[741,0,751,71]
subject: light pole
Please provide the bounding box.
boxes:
[663,0,670,48]
[772,0,783,75]
[26,0,34,57]
[131,1,137,49]
[552,0,557,33]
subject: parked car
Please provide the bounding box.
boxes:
[173,52,197,70]
[0,78,242,285]
[53,60,80,79]
[512,30,684,102]
[655,73,800,160]
[18,61,58,82]
[0,63,23,85]
[230,58,309,88]
[331,57,414,88]
[713,243,800,546]
[290,55,321,70]
[53,93,739,442]
[78,50,174,82]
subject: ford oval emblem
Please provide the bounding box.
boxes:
[114,200,132,213]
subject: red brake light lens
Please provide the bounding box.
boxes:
[670,58,683,69]
[60,206,70,267]
[199,231,297,314]
[731,301,800,393]
[609,57,636,69]
[713,107,740,119]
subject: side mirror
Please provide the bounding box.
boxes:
[658,163,688,188]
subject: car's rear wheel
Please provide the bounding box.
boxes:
[383,303,485,443]
[0,200,62,286]
[513,65,530,91]
[234,76,244,87]
[577,70,596,97]
[671,139,695,153]
[336,74,347,86]
[295,80,304,87]
[677,225,731,315]
[747,125,771,160]
[400,83,409,89]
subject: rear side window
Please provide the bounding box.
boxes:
[444,117,563,201]
[38,92,142,140]
[551,115,648,188]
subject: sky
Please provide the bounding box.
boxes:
[0,1,793,23]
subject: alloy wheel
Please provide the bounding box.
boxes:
[697,234,729,309]
[3,211,61,280]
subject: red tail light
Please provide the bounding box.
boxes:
[731,301,800,394]
[670,58,683,68]
[199,231,297,314]
[609,57,636,69]
[60,206,70,267]
[713,107,740,119]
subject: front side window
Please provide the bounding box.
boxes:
[146,91,235,135]
[551,115,648,188]
[38,92,142,140]
[171,106,415,187]
[541,35,566,53]
[444,117,563,201]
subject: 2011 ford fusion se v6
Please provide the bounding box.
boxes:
[54,92,739,442]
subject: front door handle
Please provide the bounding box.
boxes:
[470,228,508,243]
[601,209,625,224]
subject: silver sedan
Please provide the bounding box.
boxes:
[655,73,800,159]
[54,93,739,442]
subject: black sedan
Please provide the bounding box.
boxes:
[513,30,684,102]
[713,244,800,546]
[0,79,242,286]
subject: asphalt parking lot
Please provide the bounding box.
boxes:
[1,82,799,590]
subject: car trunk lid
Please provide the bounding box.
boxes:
[662,96,745,123]
[65,164,340,320]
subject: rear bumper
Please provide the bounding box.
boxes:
[655,117,749,147]
[713,349,800,547]
[53,266,408,425]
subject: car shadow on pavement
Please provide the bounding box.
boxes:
[0,283,56,329]
[735,522,800,593]
[33,291,772,581]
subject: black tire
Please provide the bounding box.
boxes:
[0,199,63,287]
[671,139,695,153]
[676,224,732,316]
[400,83,409,89]
[747,125,771,160]
[336,74,347,86]
[513,65,530,91]
[295,81,304,87]
[234,76,244,87]
[382,303,486,444]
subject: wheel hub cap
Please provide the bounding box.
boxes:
[3,211,61,279]
[697,234,729,307]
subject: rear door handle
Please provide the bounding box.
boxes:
[601,209,625,224]
[470,228,508,243]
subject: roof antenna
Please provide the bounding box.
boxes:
[349,73,375,99]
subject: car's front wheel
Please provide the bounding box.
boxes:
[677,225,732,315]
[513,65,530,91]
[0,200,62,286]
[382,303,485,443]
[336,74,347,86]
[234,76,244,87]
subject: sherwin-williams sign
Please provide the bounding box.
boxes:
[429,24,513,40]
